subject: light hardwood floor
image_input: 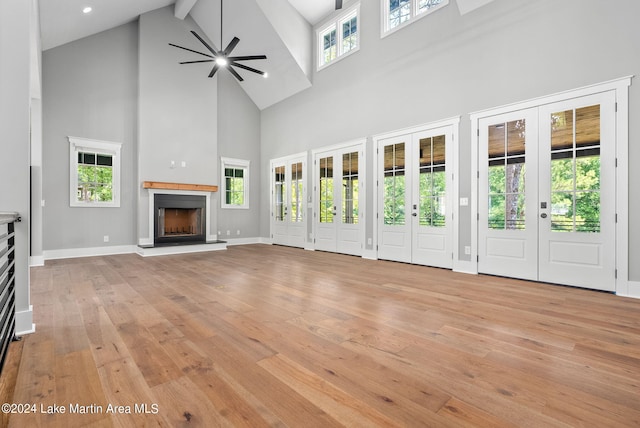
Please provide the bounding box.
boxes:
[3,244,640,427]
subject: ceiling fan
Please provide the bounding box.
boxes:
[169,0,267,82]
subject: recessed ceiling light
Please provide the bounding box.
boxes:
[83,6,92,14]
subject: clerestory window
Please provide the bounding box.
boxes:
[317,3,361,70]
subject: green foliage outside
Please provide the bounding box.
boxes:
[550,155,600,232]
[487,154,600,232]
[77,165,113,203]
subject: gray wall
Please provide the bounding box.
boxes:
[137,6,219,244]
[42,21,138,251]
[259,0,640,279]
[217,72,262,239]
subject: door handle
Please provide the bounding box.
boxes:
[412,213,417,217]
[540,213,548,219]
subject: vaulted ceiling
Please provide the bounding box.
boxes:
[38,0,496,109]
[38,0,338,109]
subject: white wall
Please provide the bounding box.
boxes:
[259,0,640,280]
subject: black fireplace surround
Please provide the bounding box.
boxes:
[154,194,206,246]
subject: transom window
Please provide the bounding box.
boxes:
[317,3,360,70]
[383,0,448,35]
[69,137,121,207]
[221,157,250,209]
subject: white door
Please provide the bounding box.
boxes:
[314,145,363,256]
[538,92,616,291]
[478,109,539,280]
[377,127,453,268]
[478,92,616,291]
[271,154,306,248]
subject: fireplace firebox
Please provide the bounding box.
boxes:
[154,194,206,245]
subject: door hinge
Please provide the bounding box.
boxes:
[615,213,618,223]
[376,245,379,251]
[615,269,618,279]
[477,128,480,137]
[477,171,480,179]
[477,255,479,262]
[615,158,618,167]
[615,102,618,112]
[477,213,480,221]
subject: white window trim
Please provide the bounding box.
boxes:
[316,2,361,71]
[381,0,449,38]
[221,157,250,210]
[69,136,121,208]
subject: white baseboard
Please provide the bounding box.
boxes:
[618,280,640,299]
[15,305,35,336]
[30,255,45,267]
[362,249,377,260]
[43,245,137,261]
[225,237,267,246]
[453,259,478,275]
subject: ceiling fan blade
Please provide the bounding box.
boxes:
[223,37,240,56]
[208,64,220,78]
[231,62,265,76]
[180,59,214,64]
[190,31,220,56]
[336,0,343,9]
[227,66,245,82]
[169,43,214,58]
[228,55,267,61]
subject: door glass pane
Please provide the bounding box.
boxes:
[342,152,359,224]
[419,136,446,227]
[383,143,405,225]
[550,105,600,233]
[274,166,285,222]
[291,162,303,223]
[488,121,526,230]
[319,157,334,223]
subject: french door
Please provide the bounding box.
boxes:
[314,144,364,256]
[377,126,453,268]
[271,154,306,248]
[478,92,616,291]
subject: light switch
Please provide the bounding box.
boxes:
[460,197,469,206]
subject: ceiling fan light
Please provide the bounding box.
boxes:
[263,72,268,78]
[82,6,92,14]
[216,56,228,67]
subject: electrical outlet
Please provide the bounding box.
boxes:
[464,246,471,255]
[236,230,240,235]
[104,235,110,243]
[181,161,186,168]
[367,238,372,245]
[226,230,231,236]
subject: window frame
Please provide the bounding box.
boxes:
[69,136,122,208]
[316,2,361,71]
[221,157,250,210]
[381,0,449,37]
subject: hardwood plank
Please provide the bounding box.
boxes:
[9,245,640,426]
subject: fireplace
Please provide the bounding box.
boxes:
[154,194,206,245]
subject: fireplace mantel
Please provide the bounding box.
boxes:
[141,183,217,247]
[143,181,218,192]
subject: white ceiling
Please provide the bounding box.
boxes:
[39,0,335,51]
[37,0,336,109]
